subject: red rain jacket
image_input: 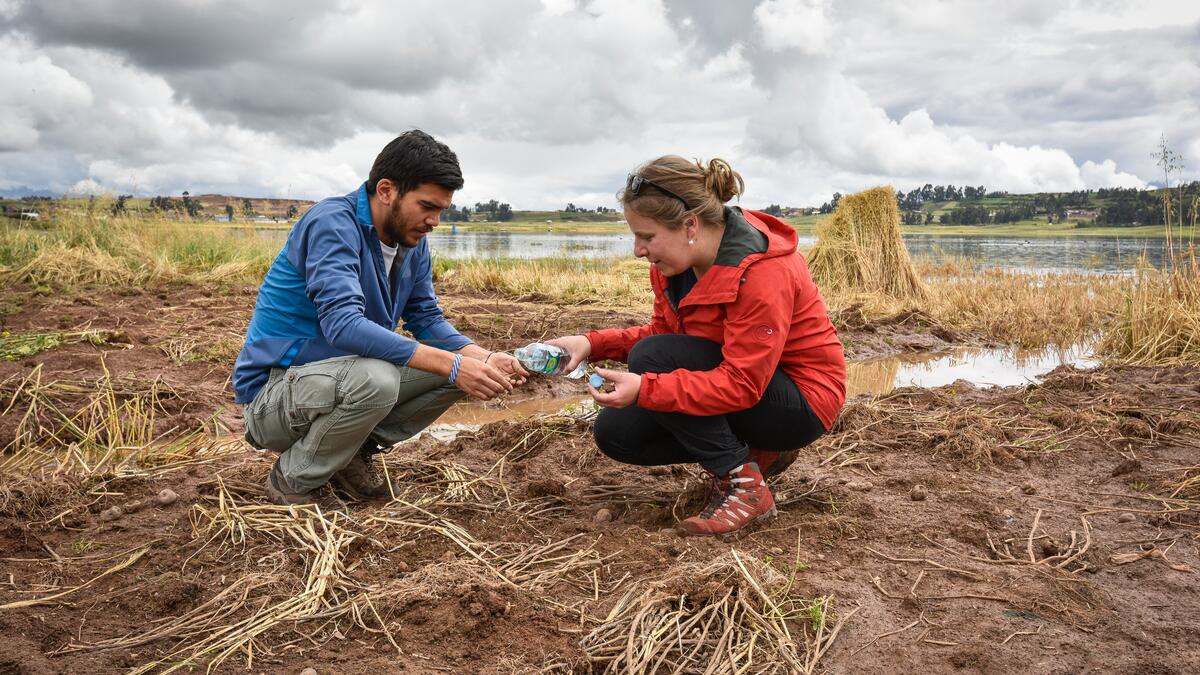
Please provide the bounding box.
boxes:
[585,207,846,430]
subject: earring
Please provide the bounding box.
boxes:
[688,240,695,245]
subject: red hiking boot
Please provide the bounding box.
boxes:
[699,469,731,518]
[679,462,776,537]
[748,448,800,480]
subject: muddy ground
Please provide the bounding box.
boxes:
[1,283,1197,674]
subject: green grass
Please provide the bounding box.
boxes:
[0,329,119,360]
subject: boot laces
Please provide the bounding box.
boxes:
[708,465,759,524]
[699,469,729,518]
[356,448,385,487]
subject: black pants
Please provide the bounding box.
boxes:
[593,334,827,476]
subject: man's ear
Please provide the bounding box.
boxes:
[376,179,398,205]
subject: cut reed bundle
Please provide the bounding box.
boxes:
[807,186,926,302]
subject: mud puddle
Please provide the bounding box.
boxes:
[847,342,1097,396]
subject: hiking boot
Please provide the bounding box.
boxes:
[331,444,400,501]
[699,469,731,518]
[264,460,347,513]
[748,448,800,480]
[679,462,776,538]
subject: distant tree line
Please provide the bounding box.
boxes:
[443,204,471,222]
[148,191,202,217]
[474,199,513,222]
[1094,187,1167,226]
[563,203,614,214]
[894,184,989,211]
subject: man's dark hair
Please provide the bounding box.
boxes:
[367,130,464,196]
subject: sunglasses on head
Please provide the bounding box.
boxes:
[626,173,691,211]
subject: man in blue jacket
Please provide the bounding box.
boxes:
[234,130,526,509]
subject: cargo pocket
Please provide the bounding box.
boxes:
[285,370,340,432]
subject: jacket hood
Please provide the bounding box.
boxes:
[657,207,800,307]
[739,207,800,257]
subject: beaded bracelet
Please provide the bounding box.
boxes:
[448,353,463,384]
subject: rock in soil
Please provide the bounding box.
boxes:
[1111,458,1142,477]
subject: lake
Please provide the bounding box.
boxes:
[252,227,1182,273]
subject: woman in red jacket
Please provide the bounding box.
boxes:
[549,156,846,537]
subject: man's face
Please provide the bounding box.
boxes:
[379,181,454,247]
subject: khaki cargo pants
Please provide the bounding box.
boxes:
[243,356,464,492]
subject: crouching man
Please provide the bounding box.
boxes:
[233,130,526,510]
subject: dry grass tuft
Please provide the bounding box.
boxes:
[0,362,225,477]
[435,257,652,307]
[1099,253,1200,365]
[808,186,926,302]
[581,549,853,674]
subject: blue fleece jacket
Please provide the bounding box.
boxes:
[232,184,471,404]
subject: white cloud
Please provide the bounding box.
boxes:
[753,0,833,54]
[0,0,1194,206]
[0,35,92,151]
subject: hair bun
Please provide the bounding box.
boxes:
[701,158,745,203]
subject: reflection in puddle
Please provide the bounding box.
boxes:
[418,344,1096,438]
[847,343,1097,397]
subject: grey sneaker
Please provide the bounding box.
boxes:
[331,445,399,501]
[264,460,347,513]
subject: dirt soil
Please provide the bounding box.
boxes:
[2,284,1197,674]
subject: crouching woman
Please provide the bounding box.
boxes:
[550,156,846,537]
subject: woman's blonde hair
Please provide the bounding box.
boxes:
[619,156,745,230]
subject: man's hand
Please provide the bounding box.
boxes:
[588,368,641,408]
[487,351,528,386]
[410,344,513,401]
[546,335,592,373]
[453,357,515,400]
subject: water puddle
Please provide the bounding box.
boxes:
[846,343,1097,397]
[416,343,1097,439]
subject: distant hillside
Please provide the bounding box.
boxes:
[194,195,316,220]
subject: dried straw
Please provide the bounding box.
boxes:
[807,186,926,301]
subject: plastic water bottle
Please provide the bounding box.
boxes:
[514,343,588,379]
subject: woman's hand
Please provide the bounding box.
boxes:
[588,368,641,408]
[486,351,528,385]
[545,335,592,373]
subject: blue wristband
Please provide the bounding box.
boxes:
[448,354,463,384]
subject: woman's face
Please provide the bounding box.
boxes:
[626,208,695,277]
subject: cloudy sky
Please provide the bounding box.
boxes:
[1,0,1198,208]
